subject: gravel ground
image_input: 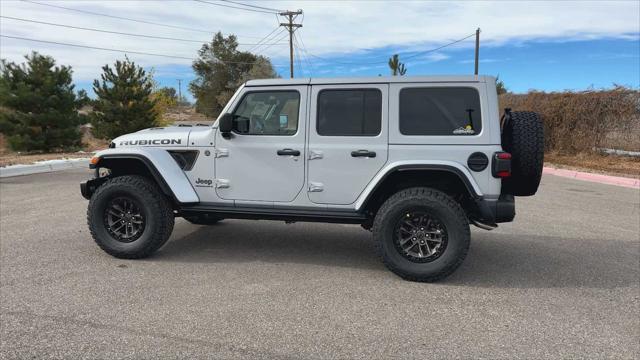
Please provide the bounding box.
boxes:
[1,168,638,359]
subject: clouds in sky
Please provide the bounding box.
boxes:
[0,0,638,81]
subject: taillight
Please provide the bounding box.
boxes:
[492,152,511,178]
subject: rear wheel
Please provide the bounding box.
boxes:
[372,187,470,282]
[87,175,174,259]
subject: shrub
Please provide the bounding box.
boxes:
[500,87,640,154]
[0,52,83,152]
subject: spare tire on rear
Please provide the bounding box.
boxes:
[501,110,544,196]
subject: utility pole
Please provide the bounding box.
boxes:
[177,79,183,121]
[474,28,480,75]
[279,10,303,78]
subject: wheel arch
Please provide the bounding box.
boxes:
[356,162,483,217]
[91,148,199,204]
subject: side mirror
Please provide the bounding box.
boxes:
[219,113,234,134]
[235,117,249,133]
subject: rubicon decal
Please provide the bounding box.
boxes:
[119,139,182,146]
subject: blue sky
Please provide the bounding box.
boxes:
[1,1,639,100]
[146,36,640,100]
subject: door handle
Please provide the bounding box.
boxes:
[351,149,376,158]
[277,148,300,156]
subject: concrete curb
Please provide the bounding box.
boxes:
[0,158,90,178]
[543,166,640,189]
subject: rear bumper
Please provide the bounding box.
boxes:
[476,194,515,224]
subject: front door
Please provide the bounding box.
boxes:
[215,86,307,203]
[307,84,388,205]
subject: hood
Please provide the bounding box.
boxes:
[113,126,197,147]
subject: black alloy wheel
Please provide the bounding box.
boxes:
[393,209,448,263]
[104,197,146,243]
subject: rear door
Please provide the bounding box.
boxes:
[307,84,388,205]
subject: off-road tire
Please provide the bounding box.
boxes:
[184,214,224,225]
[502,111,544,196]
[372,187,470,282]
[87,175,175,259]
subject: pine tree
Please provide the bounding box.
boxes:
[91,57,158,139]
[0,52,83,151]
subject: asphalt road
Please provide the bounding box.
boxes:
[1,169,638,359]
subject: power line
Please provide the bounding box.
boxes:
[220,0,284,13]
[247,26,282,53]
[1,34,193,60]
[251,28,286,54]
[193,0,278,14]
[22,0,264,39]
[402,33,476,60]
[1,34,288,67]
[305,33,477,66]
[294,14,314,76]
[253,31,290,59]
[1,16,285,46]
[294,32,314,76]
[293,38,304,77]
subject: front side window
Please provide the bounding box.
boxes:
[233,91,300,135]
[317,89,382,136]
[399,87,482,136]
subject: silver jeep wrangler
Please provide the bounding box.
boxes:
[81,75,544,282]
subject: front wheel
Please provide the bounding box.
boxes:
[87,175,175,259]
[372,187,470,282]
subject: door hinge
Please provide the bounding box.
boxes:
[308,182,324,192]
[308,150,323,160]
[214,148,229,158]
[215,179,230,189]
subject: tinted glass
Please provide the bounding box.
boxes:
[399,87,482,135]
[233,91,300,135]
[317,89,382,136]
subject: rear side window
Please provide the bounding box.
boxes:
[399,87,482,135]
[317,89,382,136]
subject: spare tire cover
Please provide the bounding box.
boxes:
[501,111,544,196]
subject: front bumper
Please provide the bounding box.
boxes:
[80,176,108,200]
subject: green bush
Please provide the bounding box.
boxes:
[0,52,83,152]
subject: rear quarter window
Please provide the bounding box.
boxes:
[399,87,482,136]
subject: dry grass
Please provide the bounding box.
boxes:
[500,87,640,153]
[161,105,214,125]
[546,152,640,179]
[0,130,108,167]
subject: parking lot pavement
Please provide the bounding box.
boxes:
[1,168,638,359]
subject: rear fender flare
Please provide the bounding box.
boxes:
[355,161,483,211]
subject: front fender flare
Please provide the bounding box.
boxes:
[354,160,484,211]
[92,147,199,204]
